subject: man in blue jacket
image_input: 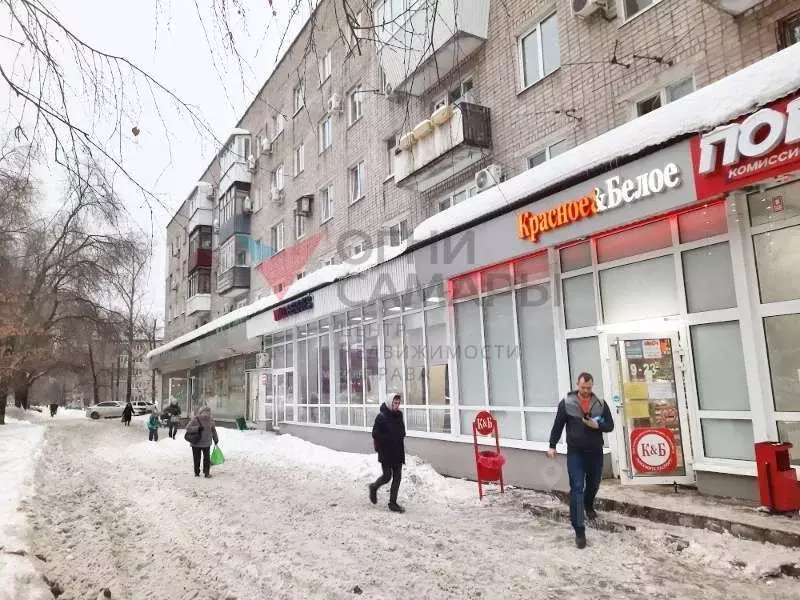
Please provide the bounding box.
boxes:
[547,372,614,549]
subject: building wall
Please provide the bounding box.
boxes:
[162,0,800,341]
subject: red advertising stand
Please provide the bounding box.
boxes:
[472,410,506,500]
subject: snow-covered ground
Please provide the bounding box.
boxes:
[4,415,800,599]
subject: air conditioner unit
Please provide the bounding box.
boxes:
[271,186,284,204]
[475,164,504,191]
[242,195,253,213]
[260,137,272,155]
[572,0,613,18]
[247,154,257,173]
[327,93,342,113]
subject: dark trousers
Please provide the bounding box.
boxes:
[372,464,402,504]
[168,423,178,439]
[148,428,159,442]
[192,446,211,476]
[123,419,131,426]
[567,452,604,536]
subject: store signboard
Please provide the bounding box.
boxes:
[691,92,800,200]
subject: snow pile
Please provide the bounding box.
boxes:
[5,407,85,423]
[413,43,800,244]
[0,421,52,600]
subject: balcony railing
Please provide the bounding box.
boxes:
[217,162,252,200]
[186,294,211,315]
[188,248,212,273]
[218,213,251,245]
[395,102,491,191]
[376,0,489,96]
[217,266,250,297]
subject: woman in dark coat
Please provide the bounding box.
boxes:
[368,393,406,513]
[121,401,133,426]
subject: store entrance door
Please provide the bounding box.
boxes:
[607,332,695,486]
[271,369,293,428]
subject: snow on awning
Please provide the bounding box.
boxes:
[412,43,800,244]
[228,127,250,137]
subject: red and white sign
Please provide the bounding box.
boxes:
[473,410,495,436]
[630,427,678,474]
[691,93,800,200]
[772,195,785,213]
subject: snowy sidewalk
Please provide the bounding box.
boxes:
[10,418,800,599]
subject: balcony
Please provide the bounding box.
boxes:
[186,294,211,316]
[188,207,212,233]
[188,248,212,273]
[395,103,491,192]
[217,266,250,297]
[218,162,252,201]
[218,213,251,245]
[187,182,214,233]
[376,0,488,96]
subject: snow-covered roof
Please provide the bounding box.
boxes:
[228,127,250,137]
[147,244,407,360]
[151,43,800,362]
[413,43,800,243]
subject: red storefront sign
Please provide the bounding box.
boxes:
[630,427,678,475]
[690,93,800,200]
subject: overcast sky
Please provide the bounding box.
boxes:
[1,0,311,321]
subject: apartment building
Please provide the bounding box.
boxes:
[152,0,800,500]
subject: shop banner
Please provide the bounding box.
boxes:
[691,91,800,200]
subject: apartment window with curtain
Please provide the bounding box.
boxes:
[349,161,366,203]
[622,0,662,22]
[273,164,285,191]
[519,13,560,89]
[528,139,570,169]
[320,185,334,223]
[635,77,695,117]
[386,134,398,177]
[388,219,408,246]
[270,221,285,253]
[319,116,333,152]
[348,85,363,126]
[778,10,800,49]
[273,112,285,138]
[438,184,477,213]
[295,212,307,240]
[293,84,304,115]
[293,144,305,176]
[319,48,332,83]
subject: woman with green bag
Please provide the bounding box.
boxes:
[184,406,219,478]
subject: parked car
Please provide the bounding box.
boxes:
[85,401,125,420]
[131,401,156,416]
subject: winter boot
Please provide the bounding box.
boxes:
[575,534,587,549]
[368,484,377,505]
[388,502,405,514]
[585,507,597,520]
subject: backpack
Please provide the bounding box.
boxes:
[184,418,204,444]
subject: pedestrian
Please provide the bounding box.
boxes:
[368,393,406,513]
[49,402,58,418]
[184,407,219,478]
[166,400,181,439]
[122,401,133,426]
[547,372,614,549]
[147,408,160,442]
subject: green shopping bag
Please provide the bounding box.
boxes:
[210,444,225,466]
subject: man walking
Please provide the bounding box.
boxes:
[547,372,614,549]
[368,393,406,513]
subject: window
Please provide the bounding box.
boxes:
[219,238,236,272]
[189,271,211,296]
[778,11,800,49]
[320,185,334,222]
[350,243,364,257]
[349,161,366,203]
[519,13,560,89]
[635,77,695,116]
[235,246,248,267]
[295,213,307,240]
[388,220,408,246]
[321,255,337,267]
[319,48,332,83]
[270,221,285,253]
[438,185,477,212]
[319,116,333,152]
[293,144,305,176]
[273,113,285,138]
[293,85,304,115]
[235,296,248,310]
[386,135,398,176]
[273,164,284,191]
[623,0,661,21]
[348,11,364,48]
[528,139,570,169]
[348,85,363,125]
[379,66,388,93]
[448,78,474,105]
[374,0,408,36]
[252,188,263,212]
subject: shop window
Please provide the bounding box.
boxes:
[348,325,364,404]
[481,263,513,293]
[516,285,558,407]
[320,333,331,405]
[753,225,800,303]
[334,330,349,406]
[490,411,523,440]
[514,252,549,285]
[298,340,308,404]
[567,337,604,390]
[483,292,520,407]
[690,322,749,411]
[364,322,380,405]
[382,296,403,315]
[455,300,485,406]
[350,407,365,427]
[701,419,755,461]
[764,314,800,412]
[460,409,480,436]
[563,273,596,329]
[681,243,736,313]
[308,336,320,404]
[747,180,800,227]
[777,422,800,466]
[600,255,678,324]
[559,241,592,272]
[402,290,422,311]
[404,311,426,405]
[406,408,427,432]
[596,219,672,264]
[451,273,480,299]
[678,203,728,243]
[525,412,556,443]
[424,283,446,308]
[383,319,404,395]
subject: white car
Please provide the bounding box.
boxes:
[85,401,125,420]
[131,401,156,416]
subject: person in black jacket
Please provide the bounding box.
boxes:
[368,393,406,513]
[547,372,614,549]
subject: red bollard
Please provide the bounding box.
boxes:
[754,442,800,513]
